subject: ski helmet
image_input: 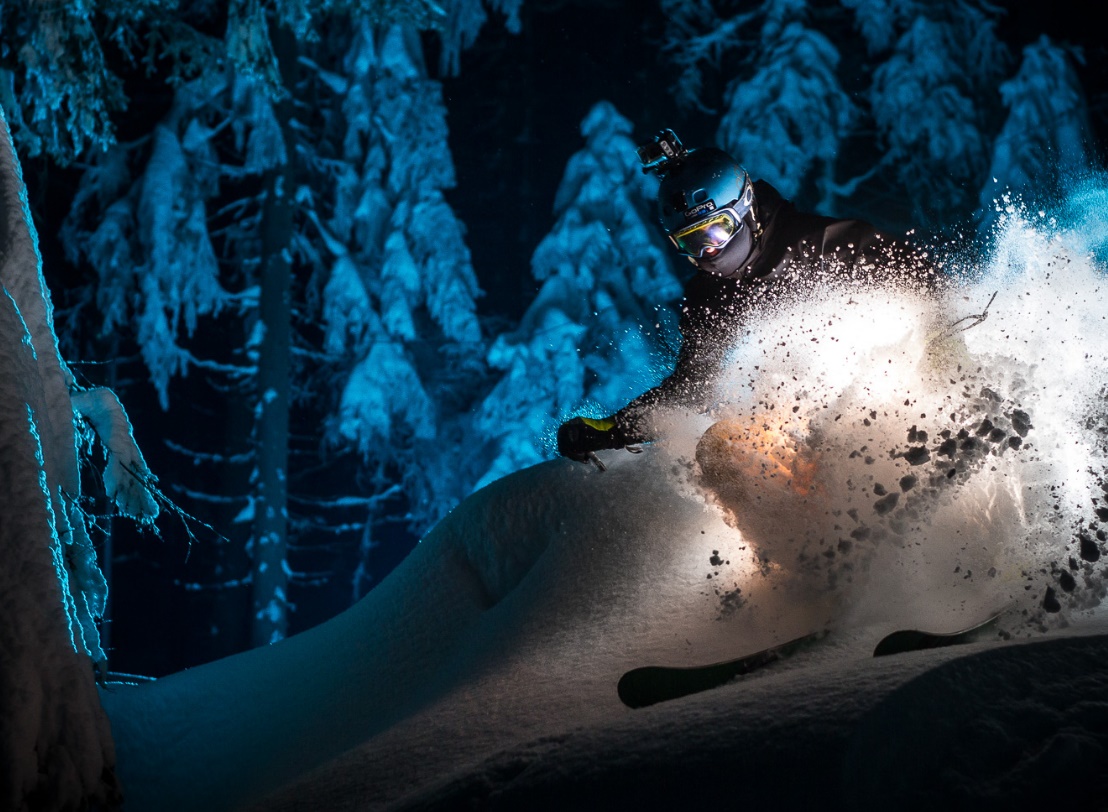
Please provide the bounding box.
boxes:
[638,131,757,275]
[659,148,754,254]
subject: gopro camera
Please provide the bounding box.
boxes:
[637,129,687,176]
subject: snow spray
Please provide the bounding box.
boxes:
[654,179,1108,638]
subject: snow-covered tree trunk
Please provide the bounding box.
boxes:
[0,108,120,811]
[250,27,297,648]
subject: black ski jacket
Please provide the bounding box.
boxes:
[615,180,939,442]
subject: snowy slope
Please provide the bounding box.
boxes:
[102,192,1108,811]
[102,431,1080,812]
[101,426,1104,811]
[242,432,1108,811]
[363,627,1108,811]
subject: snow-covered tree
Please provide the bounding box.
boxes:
[0,0,152,163]
[978,36,1094,232]
[437,0,523,74]
[715,0,856,208]
[58,0,517,648]
[861,0,1010,224]
[62,74,230,409]
[660,0,757,112]
[661,0,1017,230]
[316,19,488,592]
[660,0,855,209]
[472,101,682,487]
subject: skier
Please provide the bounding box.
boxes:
[557,130,940,464]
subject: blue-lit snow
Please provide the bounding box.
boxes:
[70,387,159,521]
[718,18,855,202]
[320,20,482,495]
[100,186,1108,810]
[980,37,1093,232]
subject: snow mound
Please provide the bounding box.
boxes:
[846,629,1108,808]
[105,428,1035,811]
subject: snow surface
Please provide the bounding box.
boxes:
[100,182,1108,810]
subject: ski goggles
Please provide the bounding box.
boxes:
[669,208,746,258]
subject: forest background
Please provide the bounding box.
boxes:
[0,0,1102,677]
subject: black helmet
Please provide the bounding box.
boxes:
[639,131,756,276]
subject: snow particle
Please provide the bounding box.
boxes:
[1042,586,1061,613]
[1078,533,1101,563]
[902,446,930,466]
[1058,570,1077,592]
[874,492,899,515]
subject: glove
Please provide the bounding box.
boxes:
[557,416,626,463]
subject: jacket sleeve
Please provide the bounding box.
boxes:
[610,215,940,446]
[613,279,730,444]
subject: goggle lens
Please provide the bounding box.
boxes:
[671,211,743,257]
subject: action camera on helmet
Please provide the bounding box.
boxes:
[637,130,688,176]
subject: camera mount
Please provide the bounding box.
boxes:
[637,129,688,176]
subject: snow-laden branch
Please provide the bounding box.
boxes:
[71,387,160,522]
[287,486,401,510]
[164,439,254,466]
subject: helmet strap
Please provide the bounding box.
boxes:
[746,206,763,243]
[738,175,762,242]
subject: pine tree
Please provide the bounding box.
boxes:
[53,0,518,650]
[979,36,1093,232]
[316,19,488,595]
[0,0,144,162]
[661,0,856,211]
[716,0,856,209]
[473,101,682,487]
[660,0,1018,231]
[860,0,1010,226]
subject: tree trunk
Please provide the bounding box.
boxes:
[250,24,298,648]
[0,107,120,811]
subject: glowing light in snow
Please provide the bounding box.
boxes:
[658,182,1108,632]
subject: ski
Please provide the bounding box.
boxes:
[872,610,1005,657]
[617,631,826,709]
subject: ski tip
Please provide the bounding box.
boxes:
[872,609,1007,658]
[616,667,667,710]
[617,630,826,709]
